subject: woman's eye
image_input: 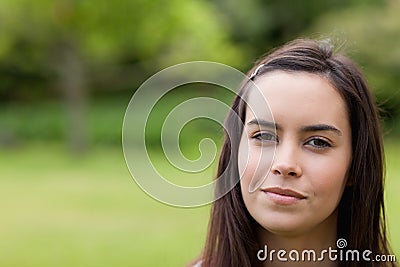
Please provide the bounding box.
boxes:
[253,132,277,142]
[307,138,331,149]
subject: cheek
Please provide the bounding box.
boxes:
[238,148,257,184]
[238,135,259,194]
[308,155,350,204]
[238,137,274,195]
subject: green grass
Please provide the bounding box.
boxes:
[0,141,399,266]
[0,143,210,267]
[385,139,400,254]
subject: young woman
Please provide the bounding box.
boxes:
[191,39,397,267]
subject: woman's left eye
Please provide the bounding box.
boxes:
[306,138,331,149]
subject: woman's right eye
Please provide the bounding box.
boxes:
[252,132,277,142]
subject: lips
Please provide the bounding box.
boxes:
[262,187,306,199]
[261,187,306,205]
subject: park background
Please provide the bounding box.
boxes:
[0,0,399,266]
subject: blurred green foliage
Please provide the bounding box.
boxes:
[0,0,399,146]
[308,2,400,128]
[212,0,386,59]
[0,0,246,100]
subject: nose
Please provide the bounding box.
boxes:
[271,143,302,178]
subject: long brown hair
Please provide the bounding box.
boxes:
[200,39,397,267]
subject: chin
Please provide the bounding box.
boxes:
[257,215,309,237]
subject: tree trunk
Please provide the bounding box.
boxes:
[55,40,88,153]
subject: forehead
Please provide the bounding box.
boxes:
[245,71,348,126]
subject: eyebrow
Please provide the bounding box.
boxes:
[247,119,281,130]
[301,124,342,136]
[247,119,342,136]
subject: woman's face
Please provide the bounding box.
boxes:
[238,71,352,237]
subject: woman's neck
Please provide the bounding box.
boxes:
[257,210,339,267]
